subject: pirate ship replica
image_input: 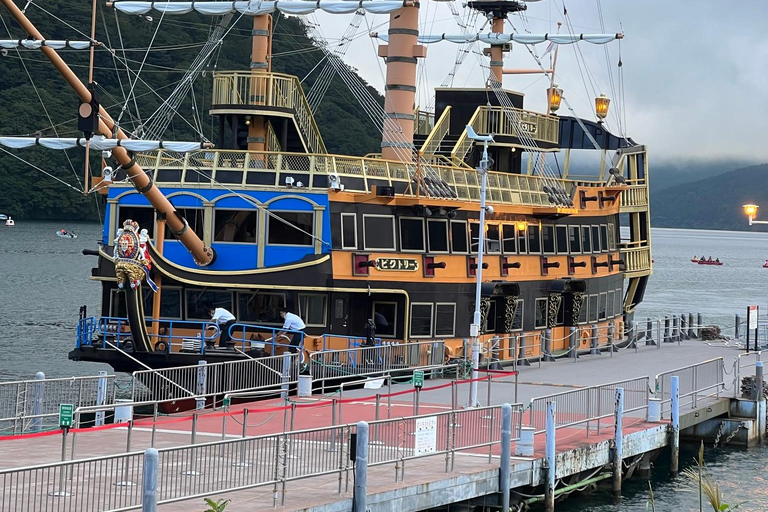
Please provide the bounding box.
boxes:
[0,0,652,376]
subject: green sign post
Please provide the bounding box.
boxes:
[59,404,74,429]
[413,370,424,388]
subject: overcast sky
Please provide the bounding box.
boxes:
[309,0,768,166]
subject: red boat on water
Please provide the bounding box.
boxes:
[697,259,723,266]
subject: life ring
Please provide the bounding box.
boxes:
[154,341,169,353]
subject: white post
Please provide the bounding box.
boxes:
[612,388,624,497]
[670,375,680,477]
[196,360,207,410]
[544,401,556,512]
[142,448,158,512]
[32,371,45,432]
[95,370,108,427]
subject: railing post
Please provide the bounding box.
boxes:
[590,324,601,355]
[735,313,741,342]
[697,313,703,339]
[688,313,697,339]
[31,371,45,432]
[500,403,512,512]
[569,327,578,362]
[95,370,108,427]
[663,316,672,343]
[646,318,656,346]
[544,401,556,512]
[670,375,680,477]
[542,328,555,362]
[196,360,207,410]
[354,421,369,512]
[142,448,159,512]
[612,388,624,498]
[281,352,292,399]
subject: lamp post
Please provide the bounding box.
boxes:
[466,125,494,408]
[743,204,767,225]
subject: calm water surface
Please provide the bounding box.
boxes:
[2,222,768,510]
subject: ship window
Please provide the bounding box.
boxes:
[517,225,527,253]
[214,210,257,243]
[267,211,314,246]
[410,303,433,338]
[591,225,601,253]
[599,292,607,320]
[400,217,425,252]
[372,301,397,337]
[237,291,285,325]
[600,225,609,253]
[117,206,154,239]
[334,298,345,319]
[486,224,501,254]
[542,225,555,254]
[469,222,480,253]
[341,213,357,250]
[434,303,456,337]
[186,290,233,320]
[556,226,569,254]
[511,299,524,331]
[607,290,615,318]
[588,294,598,323]
[569,226,581,253]
[578,297,588,325]
[165,208,204,240]
[607,223,616,252]
[615,288,623,316]
[502,224,516,253]
[528,225,541,254]
[450,220,468,253]
[427,219,449,253]
[363,215,396,251]
[298,293,327,327]
[534,298,548,329]
[581,226,592,253]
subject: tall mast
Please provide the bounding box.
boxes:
[0,0,215,266]
[248,14,272,152]
[467,0,528,85]
[379,3,425,161]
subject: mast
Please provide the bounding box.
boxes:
[0,0,215,266]
[248,14,271,152]
[467,0,528,85]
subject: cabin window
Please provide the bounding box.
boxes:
[341,213,357,249]
[598,292,607,320]
[298,293,327,327]
[607,290,615,318]
[363,215,396,251]
[581,226,592,253]
[528,225,541,254]
[517,225,527,253]
[427,219,449,253]
[578,297,589,325]
[569,226,581,254]
[187,290,233,320]
[237,291,285,325]
[502,224,516,253]
[588,294,599,323]
[511,299,524,331]
[469,222,480,253]
[450,220,468,253]
[607,223,616,252]
[591,225,601,253]
[486,224,501,254]
[400,217,425,252]
[334,298,345,319]
[410,303,434,338]
[117,206,154,239]
[615,288,623,316]
[542,225,555,254]
[214,210,257,243]
[600,225,609,253]
[165,208,204,240]
[556,226,569,254]
[372,301,397,337]
[267,211,314,246]
[434,303,456,337]
[534,298,548,329]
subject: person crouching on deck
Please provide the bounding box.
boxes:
[278,308,306,354]
[205,302,236,348]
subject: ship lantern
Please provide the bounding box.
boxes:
[547,85,563,113]
[595,93,610,121]
[743,204,759,218]
[515,220,528,232]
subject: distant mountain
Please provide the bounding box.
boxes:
[648,160,748,193]
[651,163,768,231]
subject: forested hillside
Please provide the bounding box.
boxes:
[0,4,383,220]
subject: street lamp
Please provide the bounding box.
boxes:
[466,124,494,408]
[743,204,767,225]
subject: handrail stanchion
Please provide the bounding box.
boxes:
[233,408,250,467]
[142,448,159,512]
[151,401,158,447]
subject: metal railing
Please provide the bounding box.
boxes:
[527,377,649,434]
[734,352,762,397]
[212,71,326,154]
[655,358,724,416]
[227,323,305,356]
[419,106,451,157]
[415,109,435,135]
[0,375,117,434]
[77,316,220,352]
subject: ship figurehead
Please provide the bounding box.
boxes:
[114,219,157,292]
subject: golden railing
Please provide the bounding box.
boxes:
[450,107,483,165]
[620,244,652,275]
[131,149,600,207]
[619,184,648,209]
[212,71,327,154]
[414,109,435,135]
[419,106,451,158]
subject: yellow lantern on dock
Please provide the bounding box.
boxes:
[595,93,610,121]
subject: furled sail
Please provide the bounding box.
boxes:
[112,0,411,16]
[0,39,92,49]
[0,136,204,152]
[373,33,622,45]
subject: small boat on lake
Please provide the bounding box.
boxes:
[5,217,14,227]
[0,214,7,221]
[697,258,722,266]
[56,229,77,239]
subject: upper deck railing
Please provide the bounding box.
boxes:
[212,71,326,154]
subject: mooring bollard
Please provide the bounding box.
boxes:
[544,401,556,512]
[697,313,703,339]
[543,329,555,362]
[500,404,512,512]
[735,314,741,341]
[613,388,624,497]
[625,319,635,350]
[196,360,207,410]
[670,376,680,477]
[569,327,578,362]
[516,335,531,366]
[646,318,655,346]
[678,315,689,341]
[672,316,680,343]
[142,448,158,512]
[354,422,369,512]
[688,313,697,339]
[32,371,45,432]
[590,324,601,355]
[663,316,672,343]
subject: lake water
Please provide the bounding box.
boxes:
[2,222,768,510]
